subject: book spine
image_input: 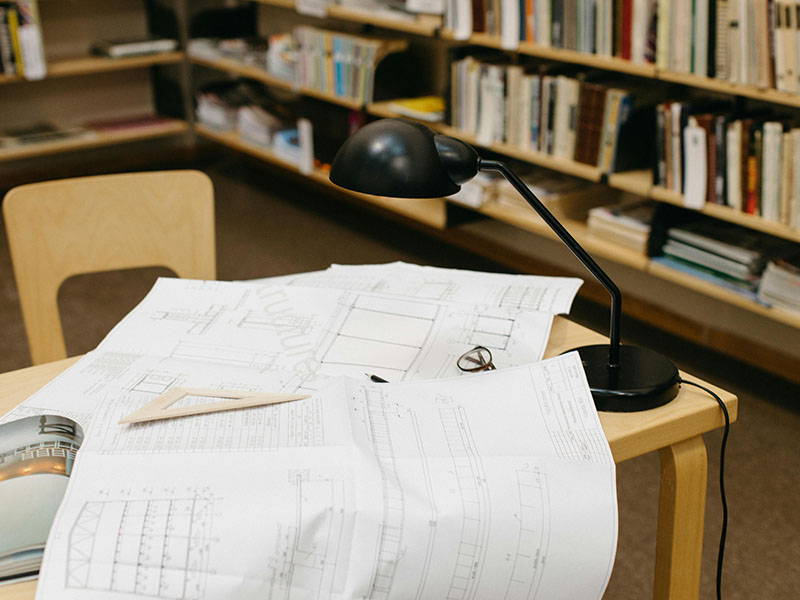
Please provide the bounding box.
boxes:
[6,4,23,77]
[655,102,667,185]
[0,6,16,76]
[714,114,727,204]
[779,130,793,223]
[715,0,729,78]
[745,128,760,214]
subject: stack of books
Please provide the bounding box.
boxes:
[0,122,93,148]
[757,252,800,314]
[449,58,655,173]
[187,37,269,69]
[587,200,656,253]
[653,219,791,299]
[653,101,800,225]
[0,0,45,79]
[294,26,403,104]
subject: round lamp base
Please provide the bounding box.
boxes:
[570,345,680,412]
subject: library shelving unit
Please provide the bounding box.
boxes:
[0,0,191,167]
[187,2,799,380]
[195,124,447,228]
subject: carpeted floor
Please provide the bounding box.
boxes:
[1,154,798,598]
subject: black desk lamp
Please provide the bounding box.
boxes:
[329,118,679,411]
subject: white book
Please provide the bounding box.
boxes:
[490,65,506,143]
[467,59,481,133]
[793,0,800,90]
[656,0,671,68]
[529,75,541,149]
[505,65,523,145]
[786,0,798,91]
[693,0,709,76]
[670,102,684,193]
[476,67,495,145]
[519,74,533,150]
[553,76,580,159]
[726,119,743,209]
[631,0,651,63]
[761,121,784,221]
[727,0,740,82]
[539,74,552,152]
[738,0,750,83]
[775,1,787,91]
[673,0,692,72]
[536,0,551,46]
[792,129,800,227]
[780,130,794,224]
[501,0,521,49]
[683,118,708,208]
[715,0,730,79]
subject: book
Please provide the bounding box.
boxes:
[587,199,656,252]
[667,218,790,265]
[0,415,84,583]
[652,254,761,298]
[90,35,178,58]
[757,251,800,311]
[0,122,91,147]
[385,96,445,122]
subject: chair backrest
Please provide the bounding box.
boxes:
[3,170,216,365]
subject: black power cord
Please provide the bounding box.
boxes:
[679,378,730,600]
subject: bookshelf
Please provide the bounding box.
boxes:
[0,0,190,166]
[195,123,447,228]
[5,1,799,379]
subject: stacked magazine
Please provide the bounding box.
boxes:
[587,200,656,253]
[757,252,800,314]
[654,219,791,299]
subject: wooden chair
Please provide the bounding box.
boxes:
[3,170,216,365]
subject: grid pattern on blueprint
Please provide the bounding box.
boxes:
[320,295,439,377]
[66,493,212,599]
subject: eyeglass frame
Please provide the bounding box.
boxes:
[456,345,497,373]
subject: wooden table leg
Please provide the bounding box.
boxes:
[654,435,708,600]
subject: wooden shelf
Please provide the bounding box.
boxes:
[195,124,447,229]
[0,52,184,85]
[471,200,650,270]
[252,0,442,35]
[657,70,800,108]
[646,259,800,329]
[0,119,188,162]
[608,170,800,244]
[191,53,385,109]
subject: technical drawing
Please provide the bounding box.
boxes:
[170,340,280,371]
[66,490,214,599]
[362,387,406,600]
[317,294,440,378]
[497,286,549,312]
[148,304,224,335]
[266,472,346,600]
[504,468,551,600]
[464,314,515,351]
[440,407,490,600]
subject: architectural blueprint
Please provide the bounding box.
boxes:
[0,266,618,599]
[1,275,561,429]
[32,354,616,600]
[255,262,583,315]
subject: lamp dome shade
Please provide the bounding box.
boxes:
[329,119,479,198]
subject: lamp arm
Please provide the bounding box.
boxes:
[479,159,622,368]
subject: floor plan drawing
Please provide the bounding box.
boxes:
[66,489,214,599]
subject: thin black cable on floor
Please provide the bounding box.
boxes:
[679,378,730,600]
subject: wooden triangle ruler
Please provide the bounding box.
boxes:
[119,387,311,424]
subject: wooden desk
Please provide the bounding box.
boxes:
[0,317,736,600]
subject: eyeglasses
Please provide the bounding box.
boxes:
[456,346,496,373]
